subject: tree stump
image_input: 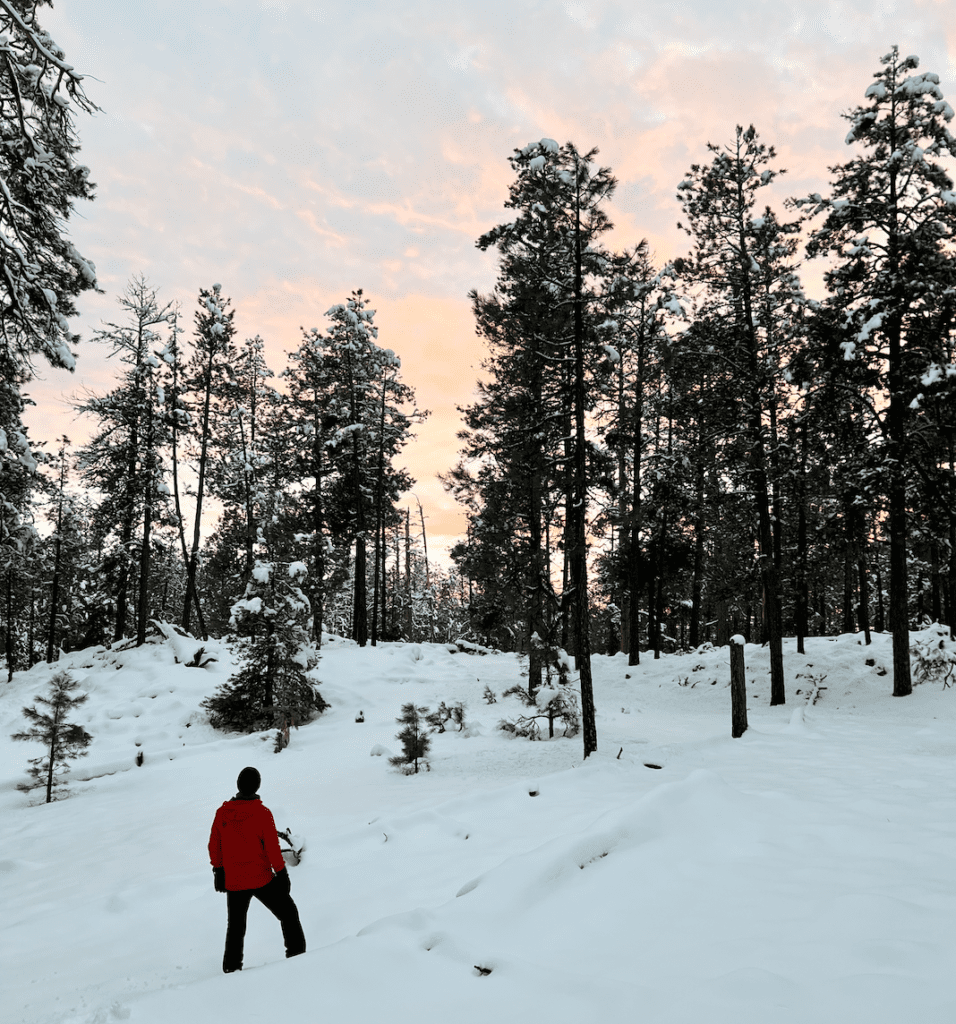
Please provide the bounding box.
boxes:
[730,635,748,738]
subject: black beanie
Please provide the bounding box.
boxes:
[237,766,261,797]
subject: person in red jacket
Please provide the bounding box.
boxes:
[208,766,306,973]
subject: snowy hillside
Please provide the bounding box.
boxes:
[2,627,956,1024]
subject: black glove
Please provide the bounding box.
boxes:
[213,867,226,893]
[273,867,290,895]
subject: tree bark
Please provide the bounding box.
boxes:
[730,637,748,738]
[689,429,705,649]
[183,343,215,640]
[886,309,912,696]
[570,157,596,758]
[795,421,809,654]
[626,323,645,666]
[136,404,157,647]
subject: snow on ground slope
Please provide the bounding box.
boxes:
[1,628,955,1024]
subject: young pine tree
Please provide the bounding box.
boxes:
[12,670,92,803]
[202,558,327,735]
[389,702,431,774]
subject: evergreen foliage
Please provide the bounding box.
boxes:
[0,1,97,592]
[499,643,580,739]
[425,700,466,733]
[796,47,956,695]
[389,702,431,773]
[3,45,956,706]
[11,669,92,802]
[75,277,174,646]
[181,284,237,638]
[202,559,327,734]
[673,124,801,705]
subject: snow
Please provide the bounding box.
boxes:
[856,311,884,343]
[600,344,620,364]
[3,626,956,1023]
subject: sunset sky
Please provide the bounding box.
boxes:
[26,0,955,555]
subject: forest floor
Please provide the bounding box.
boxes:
[1,624,955,1024]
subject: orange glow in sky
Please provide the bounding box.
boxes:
[23,0,956,554]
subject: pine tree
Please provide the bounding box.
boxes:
[388,702,431,774]
[202,557,327,734]
[594,242,680,660]
[797,47,956,694]
[296,293,419,648]
[75,277,173,645]
[675,125,802,704]
[454,139,617,757]
[0,2,97,573]
[208,334,274,597]
[12,669,92,803]
[156,306,193,625]
[182,284,236,638]
[43,435,75,660]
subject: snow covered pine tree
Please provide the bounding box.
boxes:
[798,48,956,696]
[202,559,327,735]
[0,1,97,620]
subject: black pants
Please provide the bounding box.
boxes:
[223,874,306,972]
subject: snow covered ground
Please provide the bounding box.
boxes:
[2,626,956,1024]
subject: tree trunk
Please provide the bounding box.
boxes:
[312,411,325,647]
[626,324,645,666]
[886,309,912,696]
[949,439,956,639]
[795,422,809,654]
[353,535,368,647]
[930,543,942,625]
[875,561,886,633]
[4,568,14,681]
[689,437,705,650]
[843,500,856,635]
[858,545,872,645]
[45,708,60,804]
[370,373,388,646]
[735,171,784,704]
[404,508,412,641]
[570,158,596,758]
[114,511,133,643]
[47,536,62,664]
[136,409,157,647]
[730,638,748,739]
[183,346,215,640]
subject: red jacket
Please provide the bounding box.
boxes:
[208,796,286,891]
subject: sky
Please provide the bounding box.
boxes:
[23,0,956,554]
